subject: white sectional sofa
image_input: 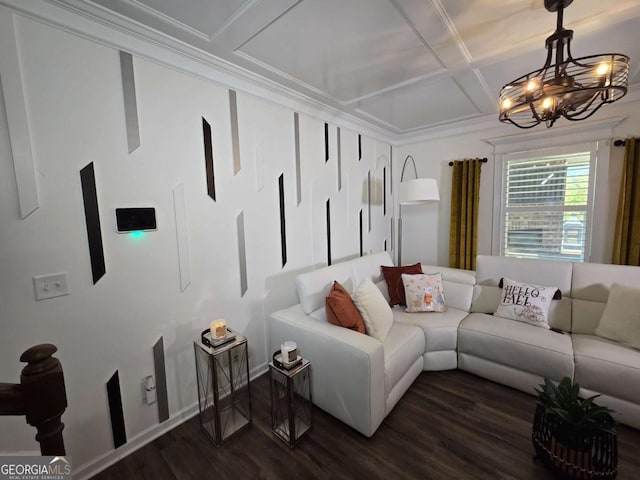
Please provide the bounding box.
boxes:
[268,252,640,437]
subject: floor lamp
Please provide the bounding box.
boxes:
[398,155,440,265]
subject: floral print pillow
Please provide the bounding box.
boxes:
[401,273,447,313]
[494,278,559,328]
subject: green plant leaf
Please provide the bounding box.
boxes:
[535,376,615,437]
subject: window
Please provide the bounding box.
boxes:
[500,145,595,262]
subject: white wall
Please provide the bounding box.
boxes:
[0,8,393,476]
[396,100,640,267]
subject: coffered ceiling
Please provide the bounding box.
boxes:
[52,0,640,138]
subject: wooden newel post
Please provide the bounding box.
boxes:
[20,344,68,455]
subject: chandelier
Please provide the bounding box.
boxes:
[499,0,629,129]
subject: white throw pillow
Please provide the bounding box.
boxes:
[595,283,640,350]
[353,278,393,341]
[494,277,559,329]
[401,273,447,313]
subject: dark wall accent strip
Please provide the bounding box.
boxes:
[359,209,363,257]
[237,211,248,296]
[202,117,215,201]
[278,174,287,267]
[324,123,329,163]
[337,127,342,191]
[367,170,372,232]
[326,198,331,266]
[153,337,169,423]
[80,162,106,284]
[384,239,387,251]
[358,134,362,161]
[294,112,301,206]
[229,90,241,175]
[106,371,127,448]
[383,167,387,216]
[119,51,140,153]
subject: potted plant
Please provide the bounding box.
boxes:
[532,376,617,479]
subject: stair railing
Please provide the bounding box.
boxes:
[0,344,67,455]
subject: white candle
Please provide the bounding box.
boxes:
[281,341,297,363]
[210,319,227,339]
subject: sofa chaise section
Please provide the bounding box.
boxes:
[458,255,575,395]
[268,252,425,437]
[458,313,574,393]
[269,304,387,437]
[571,262,640,429]
[394,265,475,371]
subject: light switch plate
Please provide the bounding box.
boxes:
[33,273,69,301]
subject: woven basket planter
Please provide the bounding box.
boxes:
[532,404,618,479]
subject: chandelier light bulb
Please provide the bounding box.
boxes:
[501,98,513,110]
[526,80,538,92]
[541,97,553,110]
[596,62,611,76]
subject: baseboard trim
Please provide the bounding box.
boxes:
[74,363,268,480]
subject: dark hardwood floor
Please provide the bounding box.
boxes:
[92,370,640,479]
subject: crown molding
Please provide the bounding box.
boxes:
[0,0,397,143]
[126,0,211,41]
[394,84,640,146]
[484,116,627,155]
[393,113,500,145]
[2,0,639,148]
[484,116,626,147]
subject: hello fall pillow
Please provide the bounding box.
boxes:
[495,278,560,329]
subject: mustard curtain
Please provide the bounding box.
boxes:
[449,158,483,270]
[613,138,640,265]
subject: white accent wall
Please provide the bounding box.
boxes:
[0,7,393,477]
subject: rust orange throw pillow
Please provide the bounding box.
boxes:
[325,281,366,334]
[381,263,423,306]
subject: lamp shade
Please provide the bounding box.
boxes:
[399,178,439,205]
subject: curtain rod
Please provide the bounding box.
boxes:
[448,158,488,166]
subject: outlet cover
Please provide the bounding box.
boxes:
[33,273,69,301]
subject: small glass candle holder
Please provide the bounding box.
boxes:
[211,320,227,339]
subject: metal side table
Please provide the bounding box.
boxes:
[269,358,312,447]
[194,333,251,447]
